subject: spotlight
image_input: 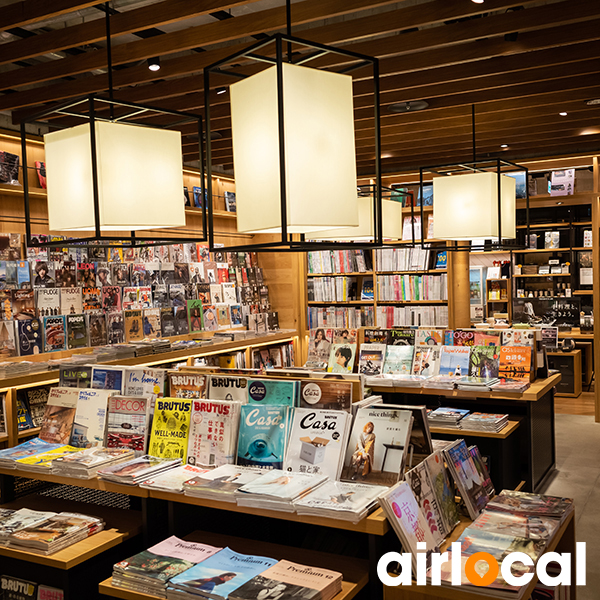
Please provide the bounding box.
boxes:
[472,0,484,3]
[216,87,227,95]
[148,57,160,72]
[559,112,568,116]
[500,144,508,148]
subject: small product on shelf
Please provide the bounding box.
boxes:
[0,508,57,545]
[460,412,509,433]
[97,454,181,485]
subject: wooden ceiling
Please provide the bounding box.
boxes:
[1,0,600,177]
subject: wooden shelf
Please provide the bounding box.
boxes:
[571,247,591,251]
[514,273,571,278]
[185,207,236,220]
[377,269,447,274]
[573,290,593,295]
[0,494,141,569]
[17,426,40,439]
[149,491,389,536]
[516,248,572,253]
[430,418,521,439]
[401,205,432,213]
[377,300,447,304]
[0,434,8,443]
[0,183,46,197]
[307,272,373,277]
[100,529,369,600]
[307,301,374,305]
[516,220,592,229]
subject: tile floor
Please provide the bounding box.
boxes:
[542,413,600,599]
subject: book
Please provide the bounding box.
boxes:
[16,318,43,356]
[284,408,352,480]
[237,404,292,470]
[187,299,204,333]
[187,399,241,468]
[207,375,249,402]
[70,389,113,448]
[148,398,193,461]
[358,343,387,376]
[105,396,150,454]
[16,397,33,431]
[499,346,532,380]
[382,345,414,375]
[38,388,79,445]
[326,343,356,374]
[438,345,471,377]
[298,379,352,411]
[66,313,88,349]
[168,547,278,600]
[43,315,66,352]
[124,309,143,342]
[59,287,82,315]
[422,450,460,536]
[89,313,108,346]
[444,439,488,520]
[412,346,439,377]
[247,379,297,406]
[91,366,124,392]
[468,345,500,378]
[341,405,413,486]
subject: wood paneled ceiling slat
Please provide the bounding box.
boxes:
[0,0,100,31]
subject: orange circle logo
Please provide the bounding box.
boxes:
[465,552,500,586]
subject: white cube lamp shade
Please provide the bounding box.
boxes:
[230,62,359,234]
[433,172,516,240]
[44,121,186,231]
[309,197,403,241]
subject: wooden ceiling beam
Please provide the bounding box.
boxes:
[0,0,100,31]
[0,0,263,67]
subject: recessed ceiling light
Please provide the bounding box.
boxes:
[148,57,160,71]
[500,144,508,148]
[472,0,484,3]
[585,98,600,106]
[216,87,227,95]
[559,112,568,116]
[556,201,563,205]
[388,100,429,113]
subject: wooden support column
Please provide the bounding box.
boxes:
[592,156,600,422]
[448,241,471,329]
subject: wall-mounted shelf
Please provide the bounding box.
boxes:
[515,273,571,278]
[307,272,373,277]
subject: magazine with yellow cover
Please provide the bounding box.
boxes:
[148,398,193,462]
[16,445,81,470]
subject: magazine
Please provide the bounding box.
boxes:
[357,344,387,376]
[169,373,208,399]
[43,315,66,352]
[499,346,532,381]
[16,319,43,356]
[89,314,108,346]
[183,464,265,502]
[207,375,249,402]
[382,345,415,375]
[326,343,356,374]
[60,287,82,315]
[469,510,559,541]
[0,509,57,541]
[91,366,124,392]
[124,309,144,342]
[70,389,113,448]
[422,451,459,536]
[66,314,88,350]
[0,438,60,468]
[468,345,500,378]
[140,464,210,493]
[438,345,471,377]
[105,395,150,455]
[298,380,352,411]
[486,490,573,519]
[307,328,333,363]
[124,368,166,398]
[412,347,439,377]
[38,387,79,445]
[247,379,297,406]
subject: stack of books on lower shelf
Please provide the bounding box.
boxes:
[0,438,60,468]
[97,455,182,485]
[52,447,135,479]
[182,465,264,503]
[0,508,56,546]
[0,361,32,378]
[460,412,510,433]
[427,407,470,429]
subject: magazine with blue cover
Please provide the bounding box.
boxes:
[0,438,60,466]
[237,405,291,469]
[247,379,297,406]
[91,366,124,392]
[168,547,278,600]
[438,345,471,377]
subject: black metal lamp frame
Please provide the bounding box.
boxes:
[204,32,385,253]
[20,94,208,249]
[417,158,531,252]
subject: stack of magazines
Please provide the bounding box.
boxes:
[491,379,531,393]
[8,512,105,555]
[487,490,574,525]
[460,412,509,433]
[112,536,222,598]
[183,465,264,503]
[0,438,60,469]
[235,470,328,512]
[0,509,56,545]
[294,481,387,523]
[98,455,181,485]
[427,407,470,429]
[425,375,458,390]
[15,445,82,473]
[0,361,31,378]
[52,447,135,479]
[456,376,500,392]
[139,464,210,493]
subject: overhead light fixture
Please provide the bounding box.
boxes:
[556,201,563,205]
[501,144,508,148]
[585,98,600,106]
[472,0,484,3]
[216,87,227,95]
[388,100,429,113]
[148,57,160,71]
[559,111,568,116]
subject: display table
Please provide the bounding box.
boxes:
[372,374,561,492]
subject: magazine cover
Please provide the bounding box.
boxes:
[332,328,357,344]
[91,366,124,392]
[473,330,502,346]
[77,263,97,287]
[209,283,223,303]
[237,405,291,469]
[469,510,559,541]
[393,404,432,459]
[112,263,130,286]
[183,464,263,498]
[140,464,209,492]
[187,399,241,468]
[81,287,102,313]
[502,329,536,347]
[149,398,193,461]
[388,329,415,346]
[216,303,231,328]
[326,343,356,374]
[89,313,108,347]
[105,396,150,454]
[169,373,208,399]
[107,311,125,344]
[60,366,92,388]
[453,329,476,346]
[469,345,500,378]
[358,343,387,376]
[196,283,211,304]
[160,307,176,337]
[11,290,35,320]
[139,286,152,309]
[307,328,333,363]
[124,368,165,398]
[60,287,82,315]
[16,318,43,356]
[222,282,237,304]
[69,389,112,448]
[187,299,204,333]
[382,345,415,375]
[24,387,51,427]
[174,306,190,335]
[362,328,389,345]
[438,345,471,377]
[66,314,88,350]
[415,329,445,346]
[55,261,76,287]
[203,305,218,331]
[143,308,161,339]
[247,379,297,406]
[168,547,277,599]
[0,320,17,358]
[0,438,59,463]
[0,508,58,538]
[499,346,532,380]
[422,451,460,536]
[131,263,148,286]
[102,286,121,312]
[43,315,66,352]
[122,287,140,310]
[38,388,79,445]
[124,309,144,342]
[412,346,439,377]
[230,305,244,327]
[341,405,413,486]
[0,575,37,599]
[16,397,34,430]
[35,288,60,317]
[298,380,352,411]
[486,490,573,518]
[295,480,386,515]
[284,408,352,479]
[207,375,249,402]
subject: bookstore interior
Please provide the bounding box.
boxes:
[0,1,599,599]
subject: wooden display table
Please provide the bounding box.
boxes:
[372,374,561,492]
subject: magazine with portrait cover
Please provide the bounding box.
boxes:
[112,263,130,286]
[307,328,333,365]
[143,308,161,339]
[101,286,121,312]
[59,287,82,315]
[284,408,352,480]
[122,287,140,310]
[105,395,150,455]
[82,287,102,313]
[97,455,181,485]
[96,262,111,286]
[66,313,88,350]
[438,345,471,377]
[183,464,264,502]
[174,306,189,335]
[153,284,170,308]
[341,405,413,487]
[207,375,249,403]
[443,439,488,520]
[36,288,60,317]
[159,307,175,337]
[382,345,414,375]
[91,366,125,392]
[139,464,210,493]
[70,388,113,448]
[139,286,153,309]
[203,305,218,331]
[358,343,387,376]
[16,318,43,356]
[294,480,387,522]
[149,398,193,462]
[76,263,97,287]
[0,509,57,542]
[89,313,108,346]
[237,405,292,470]
[55,261,76,287]
[38,387,79,445]
[228,559,341,600]
[107,311,125,344]
[216,303,230,329]
[326,343,356,374]
[187,399,241,468]
[298,379,352,411]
